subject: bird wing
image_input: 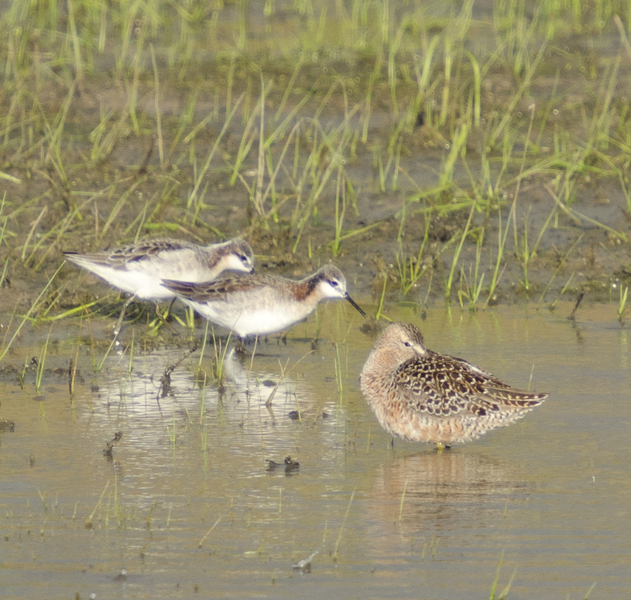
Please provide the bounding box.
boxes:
[393,351,547,418]
[112,239,195,264]
[64,239,194,269]
[161,273,273,301]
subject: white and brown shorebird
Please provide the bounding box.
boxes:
[161,264,366,340]
[64,237,254,337]
[360,322,548,450]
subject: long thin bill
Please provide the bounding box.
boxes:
[344,293,366,317]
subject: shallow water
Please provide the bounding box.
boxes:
[1,304,630,599]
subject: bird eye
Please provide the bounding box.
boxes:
[403,341,412,347]
[329,279,339,287]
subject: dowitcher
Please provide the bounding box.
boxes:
[360,322,547,449]
[161,264,366,339]
[64,237,254,337]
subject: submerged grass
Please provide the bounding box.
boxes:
[618,285,629,325]
[488,552,515,600]
[332,487,356,563]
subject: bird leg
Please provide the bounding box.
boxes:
[161,297,177,320]
[235,337,247,354]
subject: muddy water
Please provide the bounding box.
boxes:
[1,304,630,599]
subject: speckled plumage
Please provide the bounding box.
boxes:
[162,264,366,337]
[360,322,548,446]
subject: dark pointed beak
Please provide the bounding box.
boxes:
[344,293,366,317]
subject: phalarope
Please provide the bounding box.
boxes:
[64,237,254,337]
[360,322,547,449]
[161,264,366,339]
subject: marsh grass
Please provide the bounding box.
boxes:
[126,329,135,376]
[0,0,630,341]
[95,334,118,374]
[333,342,344,397]
[398,478,408,524]
[445,201,477,302]
[198,516,222,550]
[586,583,602,600]
[265,348,314,410]
[332,487,355,563]
[487,551,516,600]
[618,285,629,325]
[34,324,53,394]
[396,201,431,296]
[85,480,109,530]
[537,233,585,308]
[0,264,64,363]
[211,334,233,386]
[457,229,485,311]
[374,275,389,321]
[69,340,80,397]
[488,569,515,599]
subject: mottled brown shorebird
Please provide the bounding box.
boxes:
[360,322,548,450]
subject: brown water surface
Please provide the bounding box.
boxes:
[1,304,630,599]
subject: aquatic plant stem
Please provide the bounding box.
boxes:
[0,264,64,364]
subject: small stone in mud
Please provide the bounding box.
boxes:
[103,431,124,457]
[359,315,380,335]
[267,456,300,475]
[287,411,301,420]
[0,418,15,432]
[293,551,317,573]
[284,456,299,472]
[32,395,46,402]
[293,559,311,573]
